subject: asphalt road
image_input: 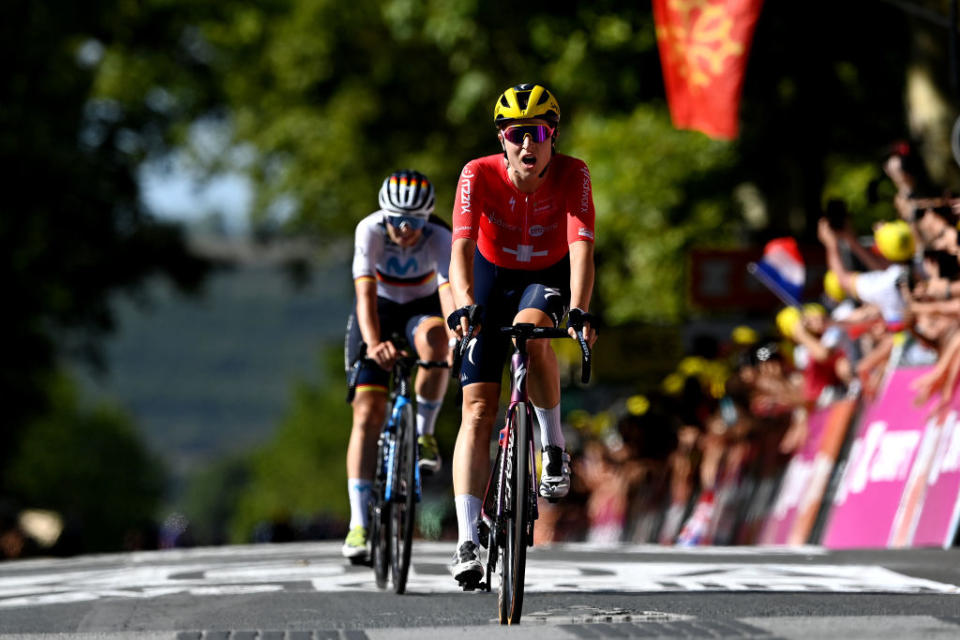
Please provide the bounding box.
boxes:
[1,541,959,639]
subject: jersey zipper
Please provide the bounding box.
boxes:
[522,194,530,245]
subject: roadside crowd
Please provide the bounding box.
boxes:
[541,141,960,546]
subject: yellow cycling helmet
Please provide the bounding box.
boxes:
[803,302,826,317]
[874,219,915,262]
[823,270,846,302]
[493,83,560,126]
[775,306,802,339]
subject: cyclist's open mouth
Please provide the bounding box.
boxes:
[521,154,537,167]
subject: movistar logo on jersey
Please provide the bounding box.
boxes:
[386,256,419,275]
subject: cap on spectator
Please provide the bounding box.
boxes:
[776,306,801,339]
[874,219,915,262]
[803,302,826,317]
[626,394,650,416]
[731,325,758,345]
[823,270,846,302]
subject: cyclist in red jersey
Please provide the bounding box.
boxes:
[446,83,598,585]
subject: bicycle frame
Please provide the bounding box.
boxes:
[383,386,420,504]
[484,350,538,532]
[353,343,449,593]
[471,323,590,622]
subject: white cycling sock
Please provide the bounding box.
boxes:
[416,395,442,437]
[455,494,482,546]
[533,402,565,450]
[347,479,372,530]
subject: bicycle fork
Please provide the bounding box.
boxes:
[383,395,421,504]
[478,411,538,547]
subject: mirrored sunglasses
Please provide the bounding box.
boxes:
[502,124,554,145]
[385,214,426,230]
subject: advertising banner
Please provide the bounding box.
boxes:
[823,368,937,548]
[759,398,856,545]
[910,410,960,547]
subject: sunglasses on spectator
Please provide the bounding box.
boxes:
[385,214,426,231]
[501,124,555,145]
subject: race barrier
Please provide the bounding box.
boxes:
[758,398,857,545]
[623,368,960,549]
[820,367,960,548]
[684,367,960,549]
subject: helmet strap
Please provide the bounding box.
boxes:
[538,157,552,179]
[538,135,557,179]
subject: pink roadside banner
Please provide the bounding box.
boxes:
[758,398,856,545]
[758,408,831,544]
[822,367,960,548]
[909,409,960,547]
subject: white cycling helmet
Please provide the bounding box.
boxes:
[378,169,435,218]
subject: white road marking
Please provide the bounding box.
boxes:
[0,542,957,610]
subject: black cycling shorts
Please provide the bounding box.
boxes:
[345,293,442,392]
[459,249,570,386]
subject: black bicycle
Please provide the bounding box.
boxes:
[347,343,448,594]
[458,321,591,624]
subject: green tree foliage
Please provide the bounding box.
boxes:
[569,108,736,322]
[228,349,352,542]
[92,1,951,323]
[92,1,662,235]
[1,0,212,488]
[180,454,251,545]
[4,374,165,552]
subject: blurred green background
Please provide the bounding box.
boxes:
[3,0,960,553]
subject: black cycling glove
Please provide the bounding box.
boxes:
[446,304,483,331]
[567,308,597,334]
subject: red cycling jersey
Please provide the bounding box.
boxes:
[451,153,595,270]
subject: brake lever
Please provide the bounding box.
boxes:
[575,329,592,384]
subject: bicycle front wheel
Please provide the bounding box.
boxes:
[391,402,417,594]
[498,402,530,625]
[372,435,392,589]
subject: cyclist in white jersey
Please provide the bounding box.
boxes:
[342,169,456,560]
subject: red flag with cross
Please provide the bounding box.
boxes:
[653,0,765,140]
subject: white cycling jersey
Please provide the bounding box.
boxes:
[351,211,452,304]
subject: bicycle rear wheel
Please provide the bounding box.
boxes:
[498,403,530,625]
[371,434,392,589]
[391,402,417,593]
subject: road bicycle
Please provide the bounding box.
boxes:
[347,343,448,594]
[456,320,591,624]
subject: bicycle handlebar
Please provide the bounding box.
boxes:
[499,324,592,384]
[346,343,449,403]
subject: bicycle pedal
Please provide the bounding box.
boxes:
[458,578,481,592]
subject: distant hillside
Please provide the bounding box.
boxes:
[76,235,354,481]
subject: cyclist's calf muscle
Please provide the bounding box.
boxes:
[452,382,500,497]
[348,390,387,480]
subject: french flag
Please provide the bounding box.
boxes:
[748,237,805,307]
